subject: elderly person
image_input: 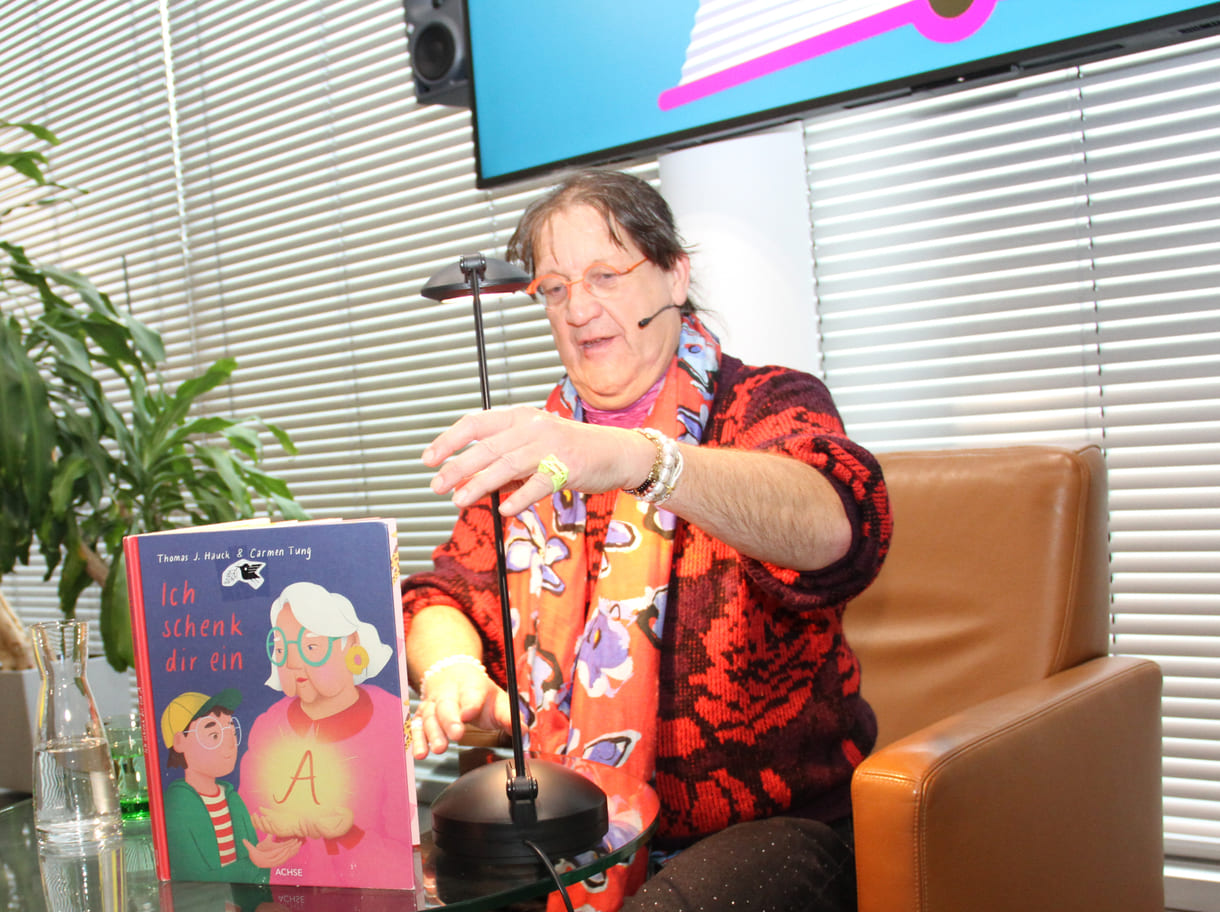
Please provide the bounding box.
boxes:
[239,581,412,890]
[402,170,890,912]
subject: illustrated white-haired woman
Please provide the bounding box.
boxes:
[239,581,410,889]
[261,581,393,709]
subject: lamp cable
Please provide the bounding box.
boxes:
[526,840,576,912]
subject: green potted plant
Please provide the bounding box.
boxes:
[1,119,307,679]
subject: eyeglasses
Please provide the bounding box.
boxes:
[184,716,242,749]
[526,257,649,308]
[267,626,339,667]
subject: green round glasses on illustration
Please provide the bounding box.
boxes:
[185,715,242,749]
[266,626,339,667]
[526,256,648,307]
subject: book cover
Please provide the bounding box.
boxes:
[124,518,417,891]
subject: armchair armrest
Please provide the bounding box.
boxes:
[852,655,1163,912]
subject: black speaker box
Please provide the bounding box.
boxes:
[403,0,471,107]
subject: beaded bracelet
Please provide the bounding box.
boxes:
[421,654,485,695]
[624,428,684,505]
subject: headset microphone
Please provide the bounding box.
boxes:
[637,304,679,329]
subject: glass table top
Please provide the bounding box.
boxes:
[0,754,659,912]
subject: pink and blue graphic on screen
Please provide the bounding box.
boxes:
[659,0,1000,110]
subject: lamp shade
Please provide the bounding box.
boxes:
[421,255,531,301]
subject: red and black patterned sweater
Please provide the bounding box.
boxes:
[401,354,892,848]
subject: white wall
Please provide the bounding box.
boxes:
[659,122,821,376]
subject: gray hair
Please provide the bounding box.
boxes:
[507,169,697,314]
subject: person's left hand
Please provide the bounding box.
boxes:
[423,406,648,515]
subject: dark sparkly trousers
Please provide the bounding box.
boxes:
[621,817,857,912]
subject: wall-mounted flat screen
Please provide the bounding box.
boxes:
[466,0,1220,187]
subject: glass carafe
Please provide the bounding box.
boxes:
[31,620,121,846]
[39,836,126,912]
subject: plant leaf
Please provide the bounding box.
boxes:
[99,557,133,671]
[1,120,60,144]
[262,419,299,455]
[220,422,260,458]
[271,492,310,521]
[0,319,56,573]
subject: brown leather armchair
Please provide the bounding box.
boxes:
[845,445,1164,912]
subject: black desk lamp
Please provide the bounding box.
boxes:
[420,253,609,862]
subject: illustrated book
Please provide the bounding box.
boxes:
[124,517,418,890]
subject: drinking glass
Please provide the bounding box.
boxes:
[103,711,150,821]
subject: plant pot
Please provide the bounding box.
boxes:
[0,657,133,793]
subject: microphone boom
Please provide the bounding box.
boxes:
[638,304,679,328]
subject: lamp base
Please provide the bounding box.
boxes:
[430,757,609,861]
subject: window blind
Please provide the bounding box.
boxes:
[158,0,563,566]
[156,0,659,566]
[804,33,1220,887]
[1,0,176,644]
[0,0,658,611]
[1084,41,1220,872]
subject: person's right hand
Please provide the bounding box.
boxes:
[411,660,511,759]
[245,834,303,868]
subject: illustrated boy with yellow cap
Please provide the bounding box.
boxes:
[161,688,300,882]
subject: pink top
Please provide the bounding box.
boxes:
[238,685,414,890]
[582,373,665,428]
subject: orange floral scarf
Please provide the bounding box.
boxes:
[503,316,720,910]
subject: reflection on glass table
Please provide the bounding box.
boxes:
[0,753,659,912]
